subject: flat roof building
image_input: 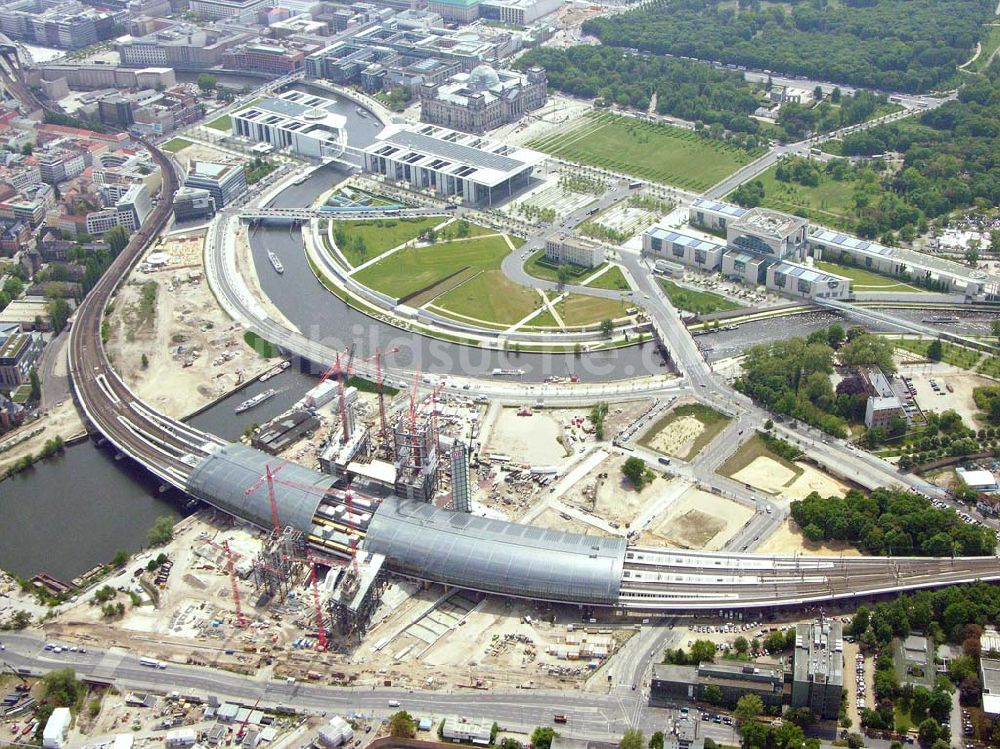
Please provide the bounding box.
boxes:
[42,707,71,749]
[363,123,545,206]
[727,207,808,261]
[982,658,1000,716]
[894,634,935,689]
[651,661,785,709]
[232,91,347,161]
[544,232,605,269]
[791,619,844,720]
[766,260,850,301]
[185,161,247,209]
[441,716,493,744]
[643,227,726,272]
[809,229,1000,297]
[689,196,748,233]
[956,467,998,494]
[479,0,561,25]
[173,187,216,223]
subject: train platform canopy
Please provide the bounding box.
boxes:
[363,495,626,606]
[186,444,334,532]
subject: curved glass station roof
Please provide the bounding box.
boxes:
[364,495,626,605]
[186,444,332,532]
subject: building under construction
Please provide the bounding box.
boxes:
[327,551,388,636]
[251,526,308,606]
[392,410,438,502]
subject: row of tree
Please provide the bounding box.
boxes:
[790,487,996,556]
[582,0,992,93]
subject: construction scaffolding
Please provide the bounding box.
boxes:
[327,552,388,636]
[450,440,471,513]
[392,411,438,502]
[251,526,307,605]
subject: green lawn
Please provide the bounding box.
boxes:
[161,137,192,153]
[659,279,740,315]
[528,112,763,192]
[970,24,1000,73]
[526,307,560,328]
[894,338,983,370]
[435,271,543,325]
[748,163,857,229]
[333,217,443,266]
[979,356,1000,379]
[205,114,232,132]
[554,294,630,327]
[585,266,631,292]
[353,234,512,300]
[639,403,732,461]
[814,260,920,292]
[524,250,597,283]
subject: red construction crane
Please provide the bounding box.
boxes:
[205,539,247,628]
[244,461,289,535]
[375,350,388,440]
[284,554,328,652]
[236,697,261,739]
[335,351,350,444]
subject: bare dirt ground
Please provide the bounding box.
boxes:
[731,456,849,501]
[901,365,997,426]
[644,415,705,459]
[637,487,753,550]
[732,456,798,494]
[105,232,274,419]
[0,400,85,476]
[533,507,614,537]
[783,463,851,501]
[484,407,568,465]
[755,519,862,557]
[561,453,661,528]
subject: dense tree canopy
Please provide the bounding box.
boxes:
[790,487,996,556]
[582,0,992,93]
[832,65,1000,233]
[518,46,892,143]
[736,333,847,436]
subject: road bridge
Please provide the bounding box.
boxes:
[818,297,999,353]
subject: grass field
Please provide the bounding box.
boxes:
[894,338,983,369]
[353,234,512,300]
[527,112,763,192]
[524,250,596,283]
[586,266,631,292]
[205,114,232,132]
[970,24,1000,73]
[436,271,543,325]
[748,163,856,229]
[554,294,630,326]
[979,356,1000,379]
[161,137,193,153]
[335,217,443,266]
[659,279,740,314]
[527,307,560,328]
[639,403,731,461]
[814,260,920,292]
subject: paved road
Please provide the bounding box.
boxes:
[35,330,70,411]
